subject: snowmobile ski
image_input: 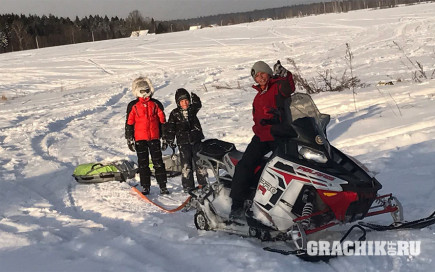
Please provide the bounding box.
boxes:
[359,211,435,231]
[264,224,367,261]
[263,247,336,262]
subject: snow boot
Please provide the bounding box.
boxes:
[160,187,170,195]
[139,172,151,194]
[229,200,245,221]
[142,187,150,195]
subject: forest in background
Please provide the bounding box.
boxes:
[0,0,430,53]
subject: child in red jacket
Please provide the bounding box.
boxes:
[125,77,169,195]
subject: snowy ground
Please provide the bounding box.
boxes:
[1,3,435,271]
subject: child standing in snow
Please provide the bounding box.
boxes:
[163,88,208,192]
[125,77,169,195]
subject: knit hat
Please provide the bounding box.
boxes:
[251,61,273,79]
[132,77,155,98]
[175,88,191,107]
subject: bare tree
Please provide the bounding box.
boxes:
[11,20,28,51]
[393,41,428,82]
[126,10,144,31]
[0,31,8,49]
[286,48,364,95]
[345,43,357,111]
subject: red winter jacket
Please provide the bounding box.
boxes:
[252,73,295,142]
[127,97,166,141]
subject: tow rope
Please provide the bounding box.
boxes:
[131,187,191,213]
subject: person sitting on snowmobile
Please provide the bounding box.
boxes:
[162,89,208,193]
[229,60,296,220]
[125,77,170,195]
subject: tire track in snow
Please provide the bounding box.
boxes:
[20,87,130,228]
[334,119,435,151]
[3,86,175,263]
[86,58,115,75]
[30,87,128,167]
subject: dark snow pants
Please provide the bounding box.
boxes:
[136,139,167,188]
[178,142,208,189]
[230,135,277,207]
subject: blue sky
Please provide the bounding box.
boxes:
[0,0,310,20]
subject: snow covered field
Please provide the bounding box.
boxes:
[1,3,435,271]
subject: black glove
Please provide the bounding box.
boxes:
[191,92,199,103]
[161,140,168,151]
[260,118,279,126]
[260,108,281,126]
[273,60,288,78]
[127,138,135,152]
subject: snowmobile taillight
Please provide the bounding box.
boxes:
[298,145,328,163]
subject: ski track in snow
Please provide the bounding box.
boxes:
[1,3,435,271]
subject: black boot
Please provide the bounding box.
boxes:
[160,187,170,195]
[229,199,245,221]
[142,187,150,195]
[155,171,169,195]
[139,170,151,195]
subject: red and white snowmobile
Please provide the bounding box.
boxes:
[188,93,435,259]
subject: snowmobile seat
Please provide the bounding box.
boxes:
[228,149,243,162]
[198,139,235,160]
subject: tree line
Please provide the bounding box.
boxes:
[0,0,430,53]
[0,13,162,53]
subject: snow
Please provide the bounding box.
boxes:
[1,3,435,271]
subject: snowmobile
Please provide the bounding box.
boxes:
[188,93,435,259]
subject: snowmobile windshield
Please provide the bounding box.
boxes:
[288,93,331,156]
[270,93,331,153]
[289,93,330,132]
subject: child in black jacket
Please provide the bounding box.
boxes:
[163,88,208,192]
